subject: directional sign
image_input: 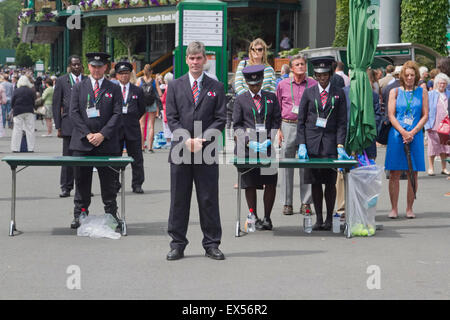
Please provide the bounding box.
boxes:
[182,10,223,46]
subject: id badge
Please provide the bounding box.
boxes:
[291,105,299,114]
[255,124,265,132]
[403,116,414,126]
[87,108,100,118]
[122,105,128,114]
[316,117,327,128]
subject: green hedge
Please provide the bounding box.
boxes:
[333,0,349,47]
[81,17,106,71]
[401,0,449,56]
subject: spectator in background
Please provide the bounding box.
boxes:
[280,34,291,51]
[334,61,350,87]
[418,66,429,90]
[40,78,54,137]
[160,72,174,147]
[437,57,450,90]
[109,69,119,85]
[0,81,6,137]
[234,38,276,95]
[424,73,450,176]
[368,68,382,99]
[276,64,290,88]
[384,61,428,219]
[330,61,345,89]
[0,74,14,129]
[379,65,395,90]
[11,76,36,152]
[381,66,402,115]
[427,68,440,91]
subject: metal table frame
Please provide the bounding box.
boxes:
[2,156,134,237]
[232,158,358,238]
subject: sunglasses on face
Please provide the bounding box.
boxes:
[252,47,264,53]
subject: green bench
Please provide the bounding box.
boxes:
[2,155,134,237]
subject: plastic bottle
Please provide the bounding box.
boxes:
[303,209,312,233]
[333,213,340,233]
[246,208,256,233]
[80,208,87,223]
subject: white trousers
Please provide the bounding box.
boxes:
[11,113,35,152]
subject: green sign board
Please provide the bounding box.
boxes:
[375,49,410,56]
[107,11,176,27]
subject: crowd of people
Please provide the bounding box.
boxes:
[0,41,449,260]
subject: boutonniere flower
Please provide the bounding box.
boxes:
[105,92,112,98]
[334,95,339,99]
[266,99,273,103]
[132,95,138,99]
[207,91,216,97]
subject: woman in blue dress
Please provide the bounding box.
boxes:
[385,61,429,219]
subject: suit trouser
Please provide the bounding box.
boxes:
[72,150,119,217]
[11,113,35,152]
[60,136,74,192]
[120,137,144,189]
[168,163,222,250]
[279,121,312,206]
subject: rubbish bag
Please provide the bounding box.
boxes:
[347,165,383,237]
[77,213,121,239]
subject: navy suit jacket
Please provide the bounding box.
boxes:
[118,83,146,141]
[69,77,122,154]
[52,74,86,137]
[296,84,347,156]
[165,73,226,164]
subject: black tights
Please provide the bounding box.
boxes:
[245,185,276,219]
[311,183,336,224]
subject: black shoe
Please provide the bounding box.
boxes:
[132,186,144,194]
[205,247,225,260]
[261,217,273,230]
[312,222,324,231]
[70,217,80,229]
[322,221,332,231]
[255,218,263,230]
[167,248,184,261]
[59,190,71,198]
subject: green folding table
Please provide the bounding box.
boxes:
[2,155,134,236]
[232,157,358,238]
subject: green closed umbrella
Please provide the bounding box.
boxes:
[346,0,379,154]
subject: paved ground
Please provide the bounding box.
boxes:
[0,119,449,300]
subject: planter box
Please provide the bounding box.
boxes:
[274,58,290,72]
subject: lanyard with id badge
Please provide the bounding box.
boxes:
[290,77,308,114]
[252,97,268,133]
[86,93,100,118]
[122,88,129,114]
[314,96,334,128]
[402,89,415,127]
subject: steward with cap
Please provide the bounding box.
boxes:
[69,52,123,229]
[233,64,281,231]
[296,56,350,231]
[115,61,146,194]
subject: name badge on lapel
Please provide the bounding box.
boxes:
[316,117,327,128]
[87,107,100,118]
[122,104,128,114]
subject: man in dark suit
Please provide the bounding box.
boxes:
[165,41,226,260]
[52,55,84,198]
[296,56,350,231]
[381,66,401,116]
[115,61,146,193]
[69,52,122,229]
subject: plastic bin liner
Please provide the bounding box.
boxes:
[347,165,384,237]
[77,213,121,240]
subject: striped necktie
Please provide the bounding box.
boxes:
[192,80,199,104]
[320,90,328,108]
[76,77,79,84]
[122,85,127,101]
[253,94,262,112]
[94,80,100,99]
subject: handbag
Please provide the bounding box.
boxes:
[376,118,391,145]
[35,106,47,116]
[437,115,450,145]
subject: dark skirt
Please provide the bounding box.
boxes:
[304,141,337,185]
[238,167,278,189]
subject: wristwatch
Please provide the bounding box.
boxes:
[337,144,344,148]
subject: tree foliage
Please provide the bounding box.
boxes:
[333,0,349,47]
[82,17,106,71]
[401,0,449,56]
[107,27,142,61]
[0,0,22,48]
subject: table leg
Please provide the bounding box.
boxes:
[344,169,351,238]
[10,167,17,236]
[235,171,242,237]
[120,168,127,236]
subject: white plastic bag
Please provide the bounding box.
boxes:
[347,165,384,237]
[77,213,121,239]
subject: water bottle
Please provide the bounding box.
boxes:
[246,208,256,233]
[303,209,312,233]
[80,208,87,224]
[333,213,341,233]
